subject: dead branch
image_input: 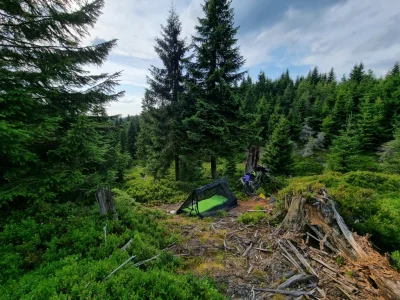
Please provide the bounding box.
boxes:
[335,284,356,300]
[285,239,318,277]
[278,240,304,272]
[242,242,253,257]
[224,232,232,250]
[278,273,317,289]
[253,288,315,297]
[104,255,136,280]
[247,264,254,274]
[329,200,366,258]
[121,239,132,251]
[255,247,272,253]
[309,256,338,273]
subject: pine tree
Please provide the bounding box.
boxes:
[0,0,122,203]
[326,118,361,172]
[357,98,383,151]
[127,121,137,158]
[184,0,245,179]
[140,7,188,180]
[262,116,293,175]
[255,95,272,144]
[379,128,400,174]
[327,68,336,83]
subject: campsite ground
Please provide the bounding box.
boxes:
[154,198,350,299]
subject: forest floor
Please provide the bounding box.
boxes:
[153,198,367,300]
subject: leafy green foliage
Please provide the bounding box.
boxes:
[237,205,268,224]
[391,251,400,271]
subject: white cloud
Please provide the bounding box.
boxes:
[83,0,400,117]
[84,0,203,116]
[107,93,142,116]
[240,0,400,76]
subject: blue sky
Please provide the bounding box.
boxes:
[84,0,400,116]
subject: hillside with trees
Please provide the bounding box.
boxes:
[1,0,400,299]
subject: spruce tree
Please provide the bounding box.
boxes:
[326,119,361,172]
[379,128,400,174]
[0,0,122,203]
[184,0,245,179]
[262,116,293,175]
[127,120,137,158]
[140,7,188,181]
[357,98,383,151]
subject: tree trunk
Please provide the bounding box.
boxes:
[245,145,260,174]
[211,156,218,179]
[278,196,307,233]
[174,155,180,181]
[96,187,116,217]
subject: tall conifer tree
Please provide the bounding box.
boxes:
[140,7,188,180]
[0,0,122,203]
[184,0,245,179]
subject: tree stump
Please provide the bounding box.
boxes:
[279,196,307,233]
[96,187,116,217]
[245,145,260,174]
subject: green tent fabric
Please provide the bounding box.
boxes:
[182,195,228,216]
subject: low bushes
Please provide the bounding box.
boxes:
[0,189,224,299]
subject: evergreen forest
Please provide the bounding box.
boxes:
[1,0,400,299]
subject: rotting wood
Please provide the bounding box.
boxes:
[277,273,317,290]
[121,238,132,251]
[247,264,254,274]
[308,225,337,253]
[278,240,305,272]
[309,246,329,256]
[224,232,232,250]
[329,200,366,258]
[253,288,315,297]
[335,284,356,300]
[285,239,318,277]
[255,247,272,253]
[310,255,338,272]
[242,242,253,257]
[96,186,116,217]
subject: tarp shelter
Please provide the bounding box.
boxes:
[177,178,237,217]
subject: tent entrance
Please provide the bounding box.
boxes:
[177,178,237,217]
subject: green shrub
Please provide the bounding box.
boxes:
[0,192,225,299]
[391,251,400,271]
[292,155,324,176]
[237,206,268,224]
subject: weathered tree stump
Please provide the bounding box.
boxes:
[95,187,116,217]
[245,145,260,174]
[279,196,307,233]
[278,190,400,299]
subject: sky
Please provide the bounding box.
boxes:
[84,0,400,116]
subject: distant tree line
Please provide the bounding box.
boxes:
[137,0,400,180]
